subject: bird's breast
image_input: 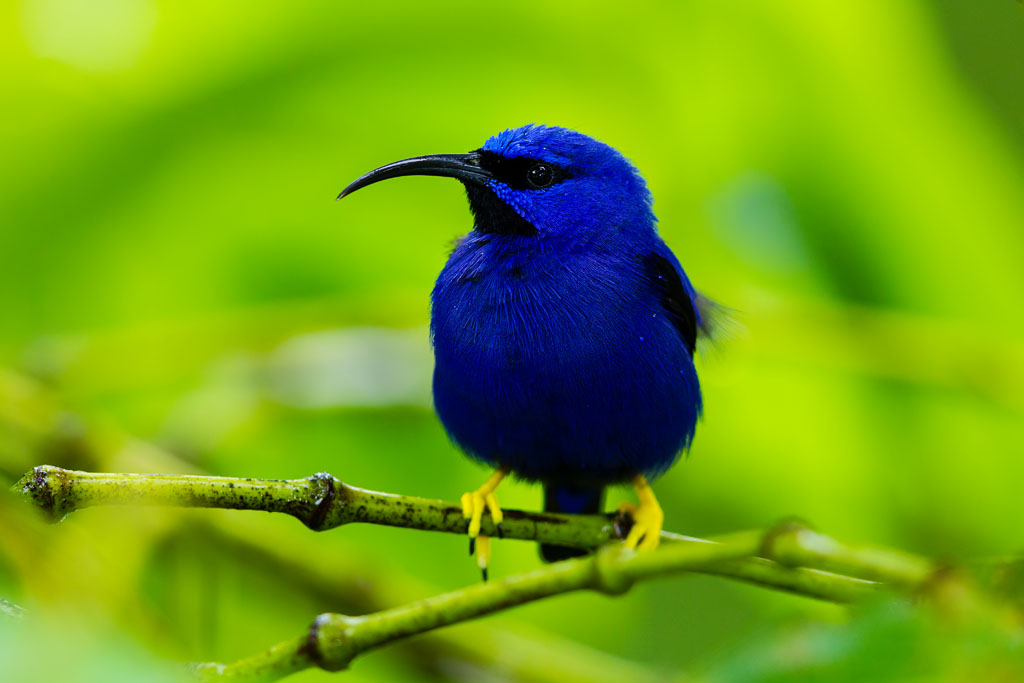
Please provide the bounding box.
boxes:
[430,237,682,383]
[434,245,625,364]
[429,236,700,482]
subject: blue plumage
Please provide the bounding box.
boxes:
[340,124,708,567]
[431,126,702,485]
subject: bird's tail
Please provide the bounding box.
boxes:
[539,484,605,562]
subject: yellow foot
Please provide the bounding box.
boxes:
[618,475,663,551]
[461,468,507,581]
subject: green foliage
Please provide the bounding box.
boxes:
[2,1,1023,679]
[703,599,1024,683]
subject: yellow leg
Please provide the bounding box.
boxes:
[617,475,663,551]
[476,536,492,582]
[461,468,506,580]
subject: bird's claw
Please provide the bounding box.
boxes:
[618,476,663,551]
[461,489,503,539]
[461,470,507,581]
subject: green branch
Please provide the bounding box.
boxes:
[191,525,953,681]
[192,537,765,680]
[14,465,612,548]
[192,516,668,683]
[13,466,881,603]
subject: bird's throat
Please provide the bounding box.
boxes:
[462,183,538,237]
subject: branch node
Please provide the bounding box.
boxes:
[13,465,69,522]
[303,613,358,672]
[590,545,634,596]
[760,517,814,566]
[303,472,340,531]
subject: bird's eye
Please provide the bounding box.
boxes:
[526,163,555,189]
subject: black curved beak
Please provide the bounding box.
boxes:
[337,152,492,200]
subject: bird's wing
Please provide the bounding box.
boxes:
[642,249,698,355]
[644,241,733,356]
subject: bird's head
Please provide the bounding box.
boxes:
[339,125,655,240]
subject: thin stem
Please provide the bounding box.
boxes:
[195,515,672,683]
[197,538,760,679]
[701,557,876,603]
[763,524,935,589]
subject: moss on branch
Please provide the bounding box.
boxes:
[12,466,885,604]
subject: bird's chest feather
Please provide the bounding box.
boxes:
[430,236,674,386]
[440,244,609,355]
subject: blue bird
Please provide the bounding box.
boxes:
[339,125,716,578]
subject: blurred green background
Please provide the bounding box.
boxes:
[2,1,1024,680]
